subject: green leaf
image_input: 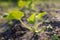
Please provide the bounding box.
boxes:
[37,12,46,20]
[6,10,24,20]
[52,34,59,40]
[27,13,36,24]
[18,0,27,8]
[27,12,46,24]
[18,0,31,8]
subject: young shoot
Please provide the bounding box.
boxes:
[3,9,47,33]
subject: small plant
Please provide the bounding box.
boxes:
[52,34,60,40]
[3,9,47,33]
[46,24,53,32]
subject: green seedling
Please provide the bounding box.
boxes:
[3,9,47,34]
[46,24,53,32]
[52,34,60,40]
